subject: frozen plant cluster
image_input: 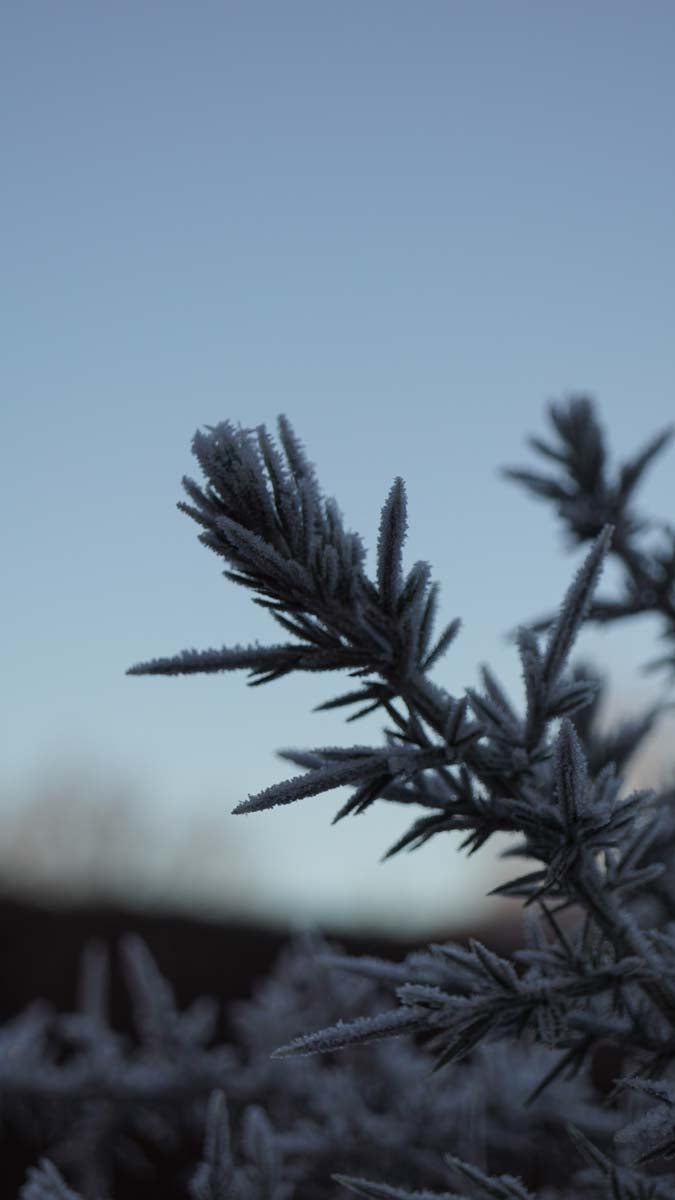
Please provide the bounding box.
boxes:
[13,396,675,1197]
[5,925,619,1199]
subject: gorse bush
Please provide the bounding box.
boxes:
[14,396,675,1197]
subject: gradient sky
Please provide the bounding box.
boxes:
[3,2,675,932]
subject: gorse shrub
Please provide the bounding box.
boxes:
[14,396,675,1197]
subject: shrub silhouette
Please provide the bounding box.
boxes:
[14,396,675,1197]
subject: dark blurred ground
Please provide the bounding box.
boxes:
[0,892,522,1023]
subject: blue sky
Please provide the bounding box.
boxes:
[3,2,675,932]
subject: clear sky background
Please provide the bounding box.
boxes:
[3,2,675,934]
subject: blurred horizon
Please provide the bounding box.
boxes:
[4,2,675,933]
[2,670,674,935]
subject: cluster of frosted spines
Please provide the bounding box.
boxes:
[128,416,463,703]
[2,936,235,1198]
[119,396,675,1195]
[502,396,675,672]
[7,933,625,1198]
